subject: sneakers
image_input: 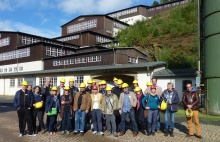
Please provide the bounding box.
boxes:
[61,131,65,135]
[113,132,118,137]
[80,132,84,136]
[73,131,78,135]
[99,132,104,136]
[107,132,111,136]
[28,134,37,137]
[66,131,70,135]
[19,134,23,137]
[92,131,97,134]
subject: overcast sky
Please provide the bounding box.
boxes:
[0,0,159,38]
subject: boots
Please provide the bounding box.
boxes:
[170,129,174,137]
[164,129,169,137]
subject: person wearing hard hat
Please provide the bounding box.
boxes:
[98,81,102,90]
[92,80,96,86]
[118,83,138,137]
[57,78,66,97]
[144,82,153,95]
[102,86,119,137]
[141,85,160,136]
[46,86,60,135]
[60,86,73,135]
[86,79,93,94]
[113,77,118,87]
[112,79,123,99]
[129,79,139,92]
[90,85,104,136]
[182,82,202,139]
[14,81,36,137]
[99,80,107,96]
[73,83,91,136]
[134,87,147,135]
[160,83,179,137]
[32,86,45,134]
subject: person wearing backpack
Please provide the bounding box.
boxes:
[142,85,160,136]
[160,83,179,137]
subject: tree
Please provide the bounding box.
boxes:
[152,1,160,6]
[160,0,170,4]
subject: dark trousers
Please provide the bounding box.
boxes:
[148,110,158,133]
[91,109,102,132]
[116,115,121,131]
[61,110,71,131]
[48,115,57,133]
[17,108,33,135]
[120,110,138,133]
[32,109,44,132]
[71,112,75,131]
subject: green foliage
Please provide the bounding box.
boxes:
[152,1,160,6]
[160,0,170,4]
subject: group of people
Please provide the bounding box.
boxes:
[13,77,203,139]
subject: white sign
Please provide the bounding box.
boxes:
[196,77,200,87]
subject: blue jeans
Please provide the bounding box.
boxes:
[120,109,138,132]
[75,110,86,132]
[156,111,160,131]
[91,109,103,132]
[48,115,57,133]
[164,108,175,130]
[61,109,71,131]
[148,109,158,133]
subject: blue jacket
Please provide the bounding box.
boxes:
[14,89,33,109]
[45,95,60,113]
[33,93,44,104]
[160,89,179,112]
[142,94,160,110]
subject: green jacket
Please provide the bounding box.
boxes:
[102,94,119,114]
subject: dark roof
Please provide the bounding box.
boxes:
[0,62,166,77]
[107,5,149,15]
[61,14,129,27]
[153,69,196,77]
[148,0,189,9]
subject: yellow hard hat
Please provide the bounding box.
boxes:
[106,86,112,91]
[35,102,43,109]
[113,77,118,81]
[133,79,138,84]
[69,78,74,82]
[92,80,96,83]
[21,81,28,86]
[98,81,102,85]
[101,80,107,85]
[122,83,129,88]
[185,109,193,117]
[117,79,123,85]
[52,86,57,91]
[134,87,141,92]
[64,86,70,90]
[87,79,93,84]
[146,82,153,86]
[60,78,66,83]
[160,100,167,110]
[80,83,86,88]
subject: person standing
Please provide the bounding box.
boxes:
[46,86,60,135]
[57,78,66,97]
[113,77,118,87]
[160,83,179,137]
[142,85,160,136]
[14,81,36,137]
[60,86,73,135]
[102,86,119,137]
[86,79,93,94]
[129,80,139,92]
[118,83,138,137]
[182,82,202,139]
[144,82,153,95]
[91,85,104,135]
[99,80,107,96]
[32,86,45,134]
[73,83,91,136]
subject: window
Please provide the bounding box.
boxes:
[10,79,15,87]
[19,66,23,71]
[0,68,3,73]
[57,35,79,42]
[9,68,12,72]
[74,76,84,87]
[128,57,137,63]
[46,46,65,57]
[96,36,112,43]
[14,67,17,72]
[4,68,7,72]
[39,77,56,87]
[22,36,39,45]
[0,37,10,47]
[182,80,192,92]
[0,47,30,61]
[51,77,57,86]
[88,55,101,62]
[17,78,23,87]
[39,77,46,87]
[75,57,87,64]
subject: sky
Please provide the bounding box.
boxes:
[0,0,159,38]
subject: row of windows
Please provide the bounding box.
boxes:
[46,46,75,57]
[128,57,138,63]
[53,55,101,66]
[108,8,138,18]
[96,36,112,43]
[0,66,23,73]
[67,19,97,34]
[56,35,80,42]
[114,22,127,29]
[10,78,24,87]
[0,37,10,47]
[102,42,120,47]
[0,47,30,61]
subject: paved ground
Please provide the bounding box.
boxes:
[0,95,220,142]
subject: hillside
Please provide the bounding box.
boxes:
[116,0,198,69]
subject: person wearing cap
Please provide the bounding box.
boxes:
[60,86,73,135]
[134,87,147,135]
[98,81,102,90]
[85,78,93,94]
[142,85,160,136]
[144,82,153,96]
[99,80,107,96]
[129,80,139,92]
[32,86,45,134]
[160,83,179,137]
[102,86,119,137]
[73,83,91,136]
[57,78,66,98]
[113,77,118,87]
[90,85,104,136]
[92,80,96,86]
[118,83,138,137]
[14,81,36,137]
[46,86,60,135]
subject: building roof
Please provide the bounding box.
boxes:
[107,5,149,15]
[61,14,129,27]
[148,0,189,9]
[153,69,196,77]
[0,62,166,77]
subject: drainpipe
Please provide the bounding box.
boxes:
[113,48,115,64]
